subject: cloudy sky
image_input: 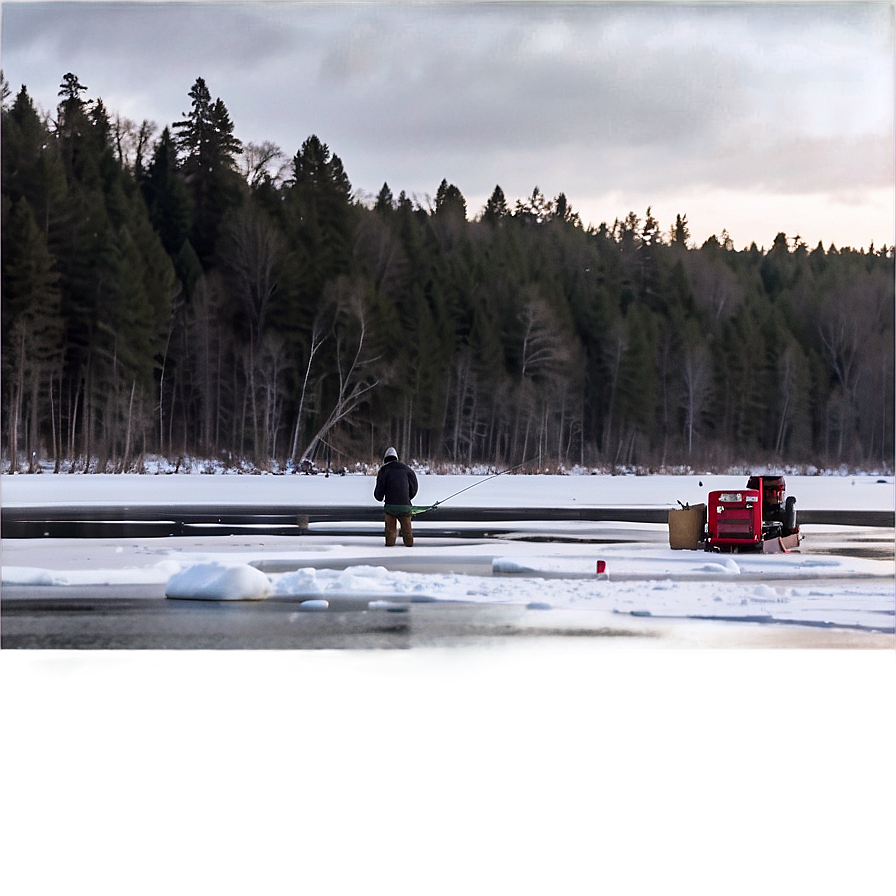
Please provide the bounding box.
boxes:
[2,1,893,249]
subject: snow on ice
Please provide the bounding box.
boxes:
[4,467,893,896]
[164,562,271,601]
[1,471,893,632]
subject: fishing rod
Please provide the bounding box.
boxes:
[411,458,534,515]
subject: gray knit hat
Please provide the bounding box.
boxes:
[384,446,398,461]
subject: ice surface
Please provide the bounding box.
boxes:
[2,472,893,631]
[4,472,895,886]
[2,469,894,511]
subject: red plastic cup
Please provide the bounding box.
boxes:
[596,560,606,575]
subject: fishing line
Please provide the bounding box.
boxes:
[412,458,534,515]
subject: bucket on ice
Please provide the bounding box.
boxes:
[668,503,706,550]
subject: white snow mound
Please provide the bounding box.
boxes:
[1,566,59,586]
[275,567,323,595]
[165,562,271,600]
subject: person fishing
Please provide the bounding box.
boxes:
[374,446,418,547]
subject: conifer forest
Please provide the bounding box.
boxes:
[2,74,894,474]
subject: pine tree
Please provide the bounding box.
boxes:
[4,87,47,206]
[434,179,467,219]
[670,213,690,249]
[481,185,509,226]
[173,77,244,266]
[285,134,354,298]
[55,73,113,191]
[142,129,192,254]
[374,182,395,215]
[515,186,552,225]
[2,199,64,467]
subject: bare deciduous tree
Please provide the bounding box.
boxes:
[513,295,579,464]
[681,342,713,457]
[220,205,285,458]
[299,278,386,464]
[818,268,893,459]
[687,253,745,321]
[352,212,409,298]
[519,297,572,381]
[111,114,157,171]
[289,312,328,464]
[241,140,288,189]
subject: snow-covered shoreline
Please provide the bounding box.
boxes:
[3,470,894,511]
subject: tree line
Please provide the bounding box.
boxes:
[2,73,893,474]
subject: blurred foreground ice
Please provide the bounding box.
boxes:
[2,648,894,894]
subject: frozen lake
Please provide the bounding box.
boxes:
[2,471,893,647]
[3,472,894,896]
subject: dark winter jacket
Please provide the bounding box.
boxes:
[374,459,418,511]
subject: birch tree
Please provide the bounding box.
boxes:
[681,341,713,458]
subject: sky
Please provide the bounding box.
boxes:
[1,0,893,251]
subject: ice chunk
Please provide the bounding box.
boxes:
[1,567,59,586]
[368,600,408,612]
[275,568,322,596]
[492,558,529,573]
[696,557,741,574]
[165,562,271,600]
